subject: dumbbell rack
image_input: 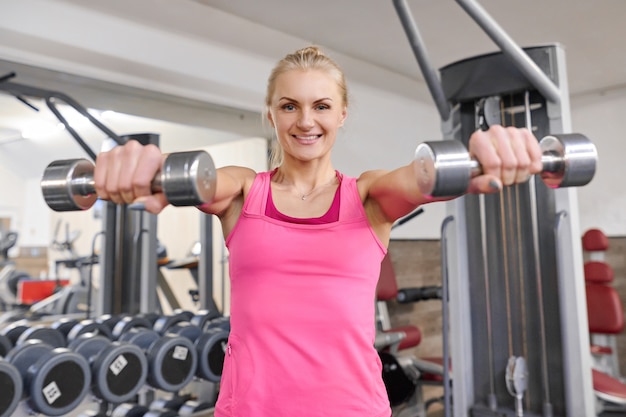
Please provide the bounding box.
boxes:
[394,1,595,416]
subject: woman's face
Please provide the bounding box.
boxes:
[268,69,347,164]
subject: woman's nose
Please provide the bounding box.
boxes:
[296,110,314,129]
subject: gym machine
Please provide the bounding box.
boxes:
[394,0,597,416]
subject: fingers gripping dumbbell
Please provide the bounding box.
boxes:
[41,150,217,211]
[414,133,598,197]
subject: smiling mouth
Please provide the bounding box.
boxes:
[293,134,322,142]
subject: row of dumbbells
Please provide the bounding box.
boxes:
[0,310,229,417]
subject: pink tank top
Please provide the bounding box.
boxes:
[216,171,390,417]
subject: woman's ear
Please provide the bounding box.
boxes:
[267,111,275,128]
[339,108,348,127]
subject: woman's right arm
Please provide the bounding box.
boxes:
[94,141,256,219]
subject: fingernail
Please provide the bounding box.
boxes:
[489,180,501,190]
[128,202,146,211]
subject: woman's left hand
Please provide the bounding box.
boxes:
[467,125,544,194]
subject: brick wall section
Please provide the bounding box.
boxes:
[387,236,626,376]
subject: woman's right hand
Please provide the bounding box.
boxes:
[94,140,170,214]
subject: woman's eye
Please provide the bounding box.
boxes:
[316,104,329,111]
[282,104,295,111]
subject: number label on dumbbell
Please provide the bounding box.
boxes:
[173,345,189,361]
[109,354,129,376]
[43,381,62,405]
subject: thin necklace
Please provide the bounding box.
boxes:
[298,174,337,200]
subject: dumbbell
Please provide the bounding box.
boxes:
[149,396,213,417]
[5,339,91,416]
[119,328,198,392]
[153,309,218,335]
[155,313,229,382]
[41,150,217,211]
[0,358,22,417]
[413,133,598,197]
[0,322,30,348]
[111,403,178,417]
[68,333,148,404]
[16,325,67,348]
[51,317,114,343]
[111,316,155,340]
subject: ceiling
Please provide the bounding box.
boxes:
[198,0,626,98]
[1,0,625,179]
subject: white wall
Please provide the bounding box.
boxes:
[571,88,626,235]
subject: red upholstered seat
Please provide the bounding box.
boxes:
[584,261,614,284]
[376,253,425,351]
[586,283,625,335]
[593,369,626,403]
[377,253,399,301]
[582,228,609,251]
[591,344,613,355]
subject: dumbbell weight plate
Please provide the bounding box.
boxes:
[207,316,231,332]
[67,319,114,343]
[0,323,29,346]
[146,334,198,392]
[539,133,597,188]
[0,359,22,417]
[70,335,148,404]
[6,340,91,416]
[414,140,472,197]
[0,334,13,357]
[51,317,81,338]
[190,309,221,329]
[112,316,153,340]
[111,403,149,417]
[153,311,194,335]
[17,326,66,348]
[162,151,216,207]
[195,327,229,382]
[178,400,213,417]
[41,159,98,211]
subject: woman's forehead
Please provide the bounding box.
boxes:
[273,70,341,99]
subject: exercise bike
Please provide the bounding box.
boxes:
[28,221,99,317]
[0,230,32,311]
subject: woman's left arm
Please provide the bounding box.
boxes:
[362,126,544,234]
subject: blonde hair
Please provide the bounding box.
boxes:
[265,46,349,168]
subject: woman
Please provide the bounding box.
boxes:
[94,46,543,416]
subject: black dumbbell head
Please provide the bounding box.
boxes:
[6,340,91,416]
[153,312,191,335]
[17,326,66,348]
[0,323,29,346]
[112,316,152,340]
[0,358,22,417]
[0,334,13,357]
[89,339,148,404]
[146,334,197,392]
[189,309,221,329]
[195,327,229,382]
[67,319,113,343]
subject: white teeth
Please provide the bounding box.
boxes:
[295,135,320,141]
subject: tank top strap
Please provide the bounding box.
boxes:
[338,174,367,221]
[242,171,271,216]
